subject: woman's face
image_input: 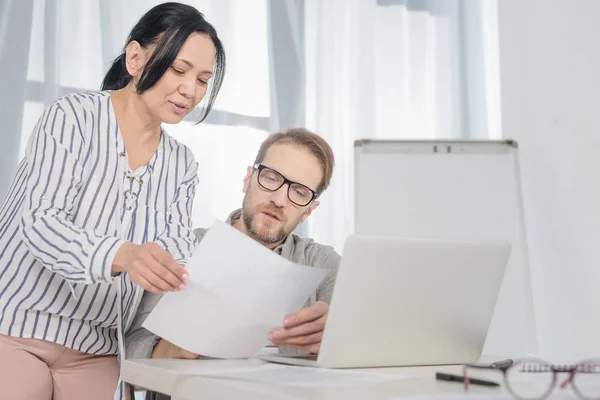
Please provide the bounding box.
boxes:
[134,32,216,124]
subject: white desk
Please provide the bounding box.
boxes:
[122,358,507,400]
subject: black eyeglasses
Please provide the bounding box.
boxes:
[464,358,600,400]
[253,164,318,207]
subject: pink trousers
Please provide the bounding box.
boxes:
[0,334,121,400]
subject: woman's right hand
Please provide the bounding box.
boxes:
[112,242,189,293]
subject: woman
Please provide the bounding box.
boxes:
[0,2,225,399]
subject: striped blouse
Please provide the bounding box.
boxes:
[0,91,198,397]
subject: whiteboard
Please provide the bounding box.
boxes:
[354,140,537,358]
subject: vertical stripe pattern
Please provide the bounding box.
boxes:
[0,91,199,396]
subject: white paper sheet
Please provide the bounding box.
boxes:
[386,395,578,400]
[183,363,410,387]
[142,220,329,359]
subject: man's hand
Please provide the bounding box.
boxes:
[152,338,200,360]
[268,301,328,354]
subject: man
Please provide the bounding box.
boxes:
[126,128,340,364]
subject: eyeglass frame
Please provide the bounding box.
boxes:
[463,358,600,400]
[252,163,319,207]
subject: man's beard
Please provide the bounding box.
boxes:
[241,194,301,245]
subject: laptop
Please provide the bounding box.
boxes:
[258,234,510,368]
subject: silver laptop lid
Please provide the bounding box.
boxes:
[317,235,510,368]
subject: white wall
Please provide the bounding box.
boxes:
[498,0,600,359]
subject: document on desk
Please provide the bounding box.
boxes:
[182,364,411,387]
[142,220,329,359]
[387,396,577,400]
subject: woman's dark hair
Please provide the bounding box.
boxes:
[101,2,225,123]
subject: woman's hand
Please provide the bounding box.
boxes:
[112,242,188,293]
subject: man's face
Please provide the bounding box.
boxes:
[241,143,323,246]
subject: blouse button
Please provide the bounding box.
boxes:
[119,152,126,158]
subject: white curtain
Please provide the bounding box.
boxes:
[0,0,500,253]
[304,0,502,251]
[0,0,34,195]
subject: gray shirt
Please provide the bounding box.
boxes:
[125,209,340,360]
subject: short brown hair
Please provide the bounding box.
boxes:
[253,128,335,194]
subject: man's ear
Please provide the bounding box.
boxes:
[124,40,147,78]
[242,166,253,193]
[300,200,320,223]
